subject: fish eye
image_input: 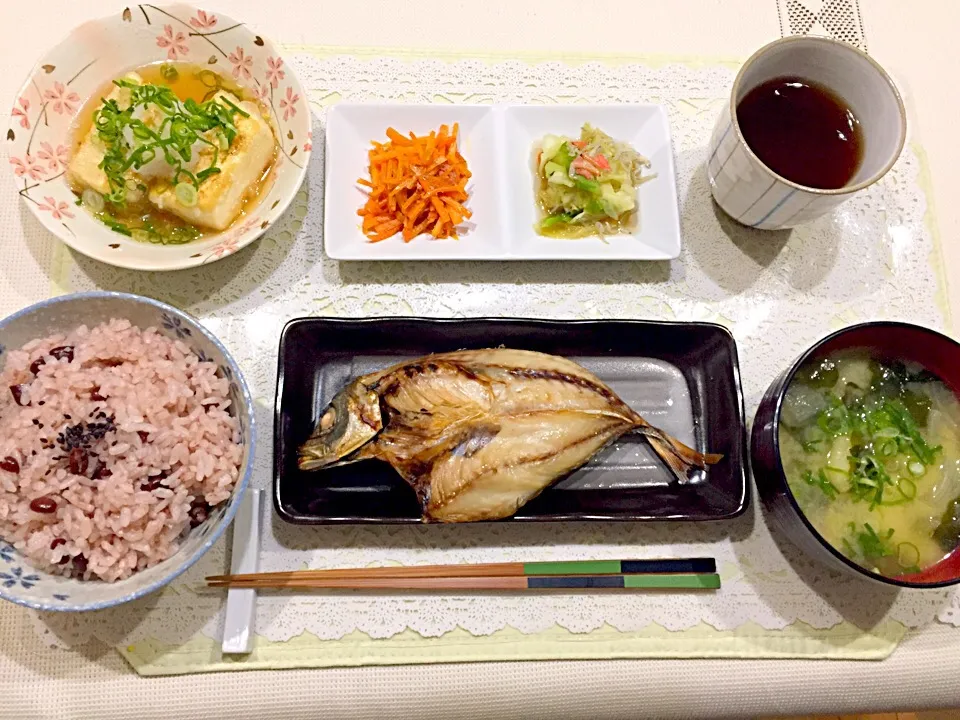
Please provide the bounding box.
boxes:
[319,407,337,432]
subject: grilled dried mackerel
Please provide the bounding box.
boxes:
[298,349,720,522]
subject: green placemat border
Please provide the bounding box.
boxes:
[121,620,906,676]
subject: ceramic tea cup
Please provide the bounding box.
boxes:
[707,36,905,230]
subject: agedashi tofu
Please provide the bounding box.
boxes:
[149,94,275,231]
[66,64,277,243]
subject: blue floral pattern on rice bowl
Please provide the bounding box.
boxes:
[0,292,254,611]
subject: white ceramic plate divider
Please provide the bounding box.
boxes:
[323,104,681,261]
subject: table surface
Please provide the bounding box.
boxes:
[1,1,959,718]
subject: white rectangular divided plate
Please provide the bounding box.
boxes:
[324,104,681,261]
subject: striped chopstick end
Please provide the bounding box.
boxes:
[526,573,721,590]
[523,558,717,576]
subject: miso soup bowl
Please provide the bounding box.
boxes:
[6,4,311,271]
[751,321,960,589]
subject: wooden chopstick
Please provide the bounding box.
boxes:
[206,573,721,591]
[206,557,716,584]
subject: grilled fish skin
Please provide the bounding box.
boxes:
[298,349,721,522]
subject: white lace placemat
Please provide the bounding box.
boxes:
[12,52,959,648]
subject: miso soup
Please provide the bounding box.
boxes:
[778,350,960,577]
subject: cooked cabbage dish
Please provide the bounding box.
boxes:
[533,124,653,238]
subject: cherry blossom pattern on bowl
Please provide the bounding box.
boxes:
[6,4,311,271]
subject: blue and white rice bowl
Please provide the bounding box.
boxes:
[0,292,253,611]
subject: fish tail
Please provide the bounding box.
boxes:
[633,420,722,481]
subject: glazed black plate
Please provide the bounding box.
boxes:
[274,317,748,524]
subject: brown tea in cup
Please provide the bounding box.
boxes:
[736,76,863,190]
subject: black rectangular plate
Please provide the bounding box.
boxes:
[274,317,748,524]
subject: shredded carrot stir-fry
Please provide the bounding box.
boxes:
[357,124,472,242]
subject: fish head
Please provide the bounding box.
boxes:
[298,382,383,470]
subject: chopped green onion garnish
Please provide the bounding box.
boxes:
[81,189,105,213]
[803,469,838,499]
[884,401,940,465]
[851,522,896,560]
[92,78,243,209]
[175,182,199,208]
[196,166,221,182]
[897,541,920,569]
[95,212,133,236]
[160,64,179,82]
[220,95,250,118]
[897,477,917,499]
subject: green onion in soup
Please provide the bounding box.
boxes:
[779,351,960,577]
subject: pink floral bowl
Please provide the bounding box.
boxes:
[7,4,311,271]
